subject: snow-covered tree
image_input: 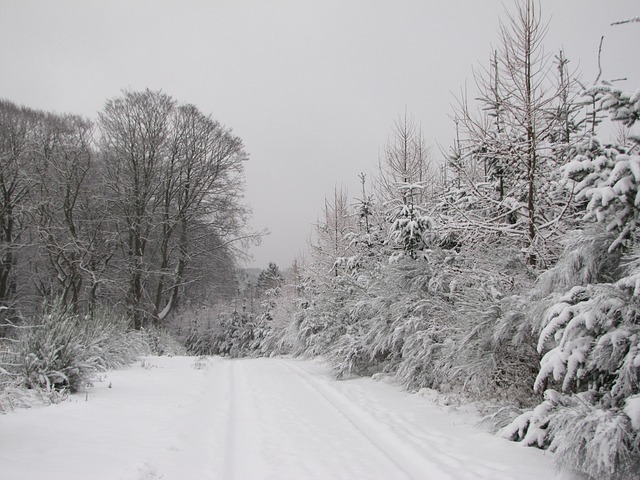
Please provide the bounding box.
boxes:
[451,0,583,267]
[563,89,640,252]
[375,112,435,208]
[257,262,284,294]
[503,58,640,479]
[539,87,640,398]
[388,184,434,260]
[309,185,352,278]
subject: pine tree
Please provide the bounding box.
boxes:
[256,262,283,294]
[388,184,434,260]
[504,54,640,480]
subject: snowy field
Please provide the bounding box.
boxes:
[0,356,573,480]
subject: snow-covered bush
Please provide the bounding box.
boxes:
[287,272,358,358]
[395,247,539,403]
[535,279,639,401]
[328,329,372,378]
[289,296,350,357]
[533,227,622,296]
[547,394,640,479]
[141,325,187,356]
[502,389,640,480]
[11,306,147,393]
[176,283,301,358]
[498,232,640,478]
[182,311,230,356]
[434,302,539,404]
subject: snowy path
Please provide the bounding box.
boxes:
[0,356,566,480]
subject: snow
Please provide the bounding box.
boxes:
[624,395,640,430]
[0,356,569,480]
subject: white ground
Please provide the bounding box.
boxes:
[0,356,573,480]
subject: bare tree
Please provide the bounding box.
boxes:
[160,104,250,317]
[98,91,254,326]
[98,89,175,328]
[0,100,40,311]
[29,113,98,313]
[310,185,351,278]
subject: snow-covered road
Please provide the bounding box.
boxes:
[1,356,566,480]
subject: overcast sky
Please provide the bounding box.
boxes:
[1,0,638,270]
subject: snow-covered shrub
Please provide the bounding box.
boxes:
[327,330,371,378]
[258,283,306,356]
[523,85,640,473]
[19,311,99,392]
[181,312,219,355]
[533,227,622,297]
[502,389,640,480]
[291,303,348,357]
[183,313,231,356]
[395,320,447,390]
[535,278,639,401]
[434,302,539,405]
[287,234,540,405]
[181,307,277,358]
[12,306,147,393]
[500,238,640,477]
[1,318,69,411]
[301,257,430,379]
[287,274,356,358]
[547,395,639,480]
[80,311,150,369]
[244,286,299,357]
[183,325,214,355]
[0,382,69,413]
[312,241,541,405]
[494,243,640,479]
[177,284,298,358]
[404,247,539,403]
[141,325,186,356]
[252,319,281,356]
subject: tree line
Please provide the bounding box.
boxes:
[0,89,255,329]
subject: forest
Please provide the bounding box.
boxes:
[2,2,639,479]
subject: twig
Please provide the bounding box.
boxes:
[595,36,604,84]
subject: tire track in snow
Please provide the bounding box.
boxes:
[280,359,458,480]
[222,360,269,480]
[222,360,236,480]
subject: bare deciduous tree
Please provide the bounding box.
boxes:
[30,113,96,313]
[98,90,254,327]
[99,89,176,328]
[0,101,39,311]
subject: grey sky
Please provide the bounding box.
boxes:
[1,0,638,269]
